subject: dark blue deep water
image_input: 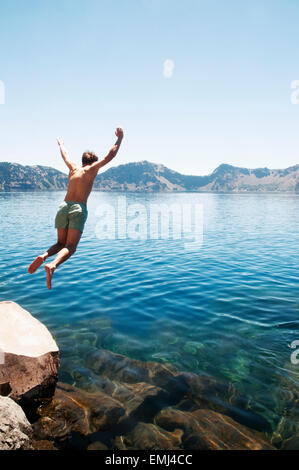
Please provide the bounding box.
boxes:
[0,191,298,433]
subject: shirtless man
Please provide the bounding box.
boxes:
[28,127,124,289]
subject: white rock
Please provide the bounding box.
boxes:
[0,301,59,407]
[0,396,32,450]
[0,301,58,357]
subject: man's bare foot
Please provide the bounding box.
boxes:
[45,264,56,290]
[28,255,46,274]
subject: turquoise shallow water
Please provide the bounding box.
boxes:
[0,191,299,433]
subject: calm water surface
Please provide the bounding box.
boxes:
[0,191,298,432]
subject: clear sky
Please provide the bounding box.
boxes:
[1,0,299,175]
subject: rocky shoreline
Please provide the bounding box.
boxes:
[0,301,296,450]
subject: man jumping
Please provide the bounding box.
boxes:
[28,127,124,289]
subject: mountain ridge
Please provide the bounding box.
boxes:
[0,160,298,192]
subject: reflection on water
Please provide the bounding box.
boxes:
[0,191,299,441]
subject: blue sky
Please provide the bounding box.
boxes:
[1,0,299,175]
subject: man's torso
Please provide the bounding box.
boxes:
[65,166,97,204]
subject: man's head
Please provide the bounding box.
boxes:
[82,151,98,166]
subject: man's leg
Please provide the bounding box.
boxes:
[44,228,82,289]
[28,229,68,274]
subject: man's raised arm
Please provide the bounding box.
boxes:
[90,128,124,172]
[56,138,77,172]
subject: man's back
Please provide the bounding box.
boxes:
[65,166,97,205]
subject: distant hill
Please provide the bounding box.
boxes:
[94,161,299,192]
[0,162,68,191]
[0,161,299,192]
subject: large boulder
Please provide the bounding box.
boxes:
[0,301,59,411]
[0,396,32,450]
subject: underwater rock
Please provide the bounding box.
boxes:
[33,382,125,449]
[87,441,109,450]
[0,301,59,410]
[0,396,32,450]
[86,348,149,382]
[86,348,271,433]
[117,381,170,423]
[155,408,275,450]
[120,422,183,450]
[280,436,299,450]
[271,362,299,449]
[75,374,172,424]
[86,348,177,388]
[31,345,277,450]
[173,371,271,432]
[271,413,299,449]
[32,439,58,450]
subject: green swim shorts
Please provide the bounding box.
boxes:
[55,201,88,233]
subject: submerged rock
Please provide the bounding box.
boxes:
[117,381,169,422]
[31,346,275,450]
[0,396,32,450]
[272,414,299,449]
[33,382,125,449]
[155,408,275,450]
[0,301,59,411]
[173,371,271,432]
[86,348,177,388]
[86,347,271,433]
[120,422,183,450]
[271,362,299,449]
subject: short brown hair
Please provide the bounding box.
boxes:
[82,151,98,166]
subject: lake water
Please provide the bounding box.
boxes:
[0,191,298,438]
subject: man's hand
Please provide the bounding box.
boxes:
[115,127,124,140]
[56,138,63,147]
